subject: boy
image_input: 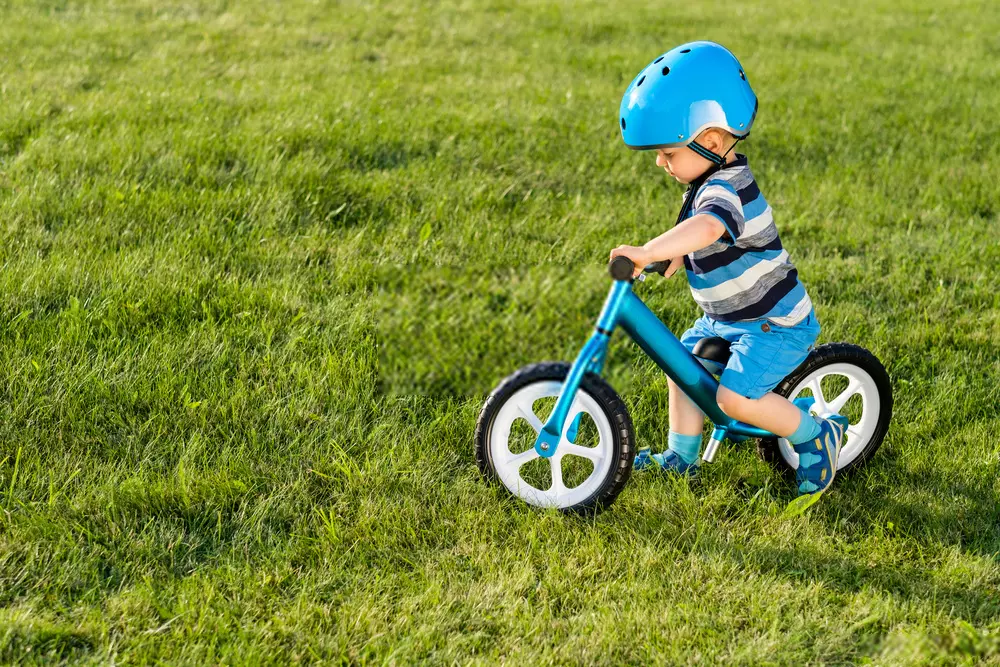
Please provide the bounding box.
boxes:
[610,41,844,509]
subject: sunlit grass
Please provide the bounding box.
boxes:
[0,0,998,663]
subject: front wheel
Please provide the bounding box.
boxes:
[757,343,893,476]
[474,362,635,514]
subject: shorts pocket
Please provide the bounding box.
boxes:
[766,312,820,349]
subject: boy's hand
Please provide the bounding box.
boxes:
[609,246,684,279]
[661,257,684,278]
[608,245,652,278]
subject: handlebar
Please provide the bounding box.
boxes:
[644,261,670,276]
[608,256,671,281]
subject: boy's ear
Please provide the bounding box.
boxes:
[700,128,726,153]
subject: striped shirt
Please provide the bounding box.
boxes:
[680,154,812,326]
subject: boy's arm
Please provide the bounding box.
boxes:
[609,214,726,277]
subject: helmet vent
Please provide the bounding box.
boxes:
[654,56,664,63]
[661,66,670,76]
[739,69,746,80]
[637,75,646,87]
[621,117,626,130]
[680,48,691,53]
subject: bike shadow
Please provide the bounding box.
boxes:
[827,446,1000,558]
[622,447,1000,625]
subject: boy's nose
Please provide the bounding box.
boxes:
[655,153,668,167]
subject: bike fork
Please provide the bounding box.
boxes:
[532,281,630,458]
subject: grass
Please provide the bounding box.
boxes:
[1,0,999,663]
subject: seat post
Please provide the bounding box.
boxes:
[702,426,727,463]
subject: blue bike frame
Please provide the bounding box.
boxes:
[533,277,814,462]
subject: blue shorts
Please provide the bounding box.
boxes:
[680,310,821,400]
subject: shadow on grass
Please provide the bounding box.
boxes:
[0,619,97,664]
[832,445,1000,556]
[743,540,1000,623]
[627,447,1000,626]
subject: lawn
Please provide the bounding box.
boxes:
[1,0,999,663]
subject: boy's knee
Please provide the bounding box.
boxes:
[716,385,753,419]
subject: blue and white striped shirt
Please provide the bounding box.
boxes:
[680,154,812,325]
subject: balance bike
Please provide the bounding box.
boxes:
[475,256,893,513]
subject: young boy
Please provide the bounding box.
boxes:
[610,41,845,507]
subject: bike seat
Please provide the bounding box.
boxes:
[693,337,732,365]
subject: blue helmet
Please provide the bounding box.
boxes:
[619,41,758,164]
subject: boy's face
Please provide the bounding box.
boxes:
[654,145,711,184]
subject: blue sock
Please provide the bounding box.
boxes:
[668,431,702,465]
[787,409,822,445]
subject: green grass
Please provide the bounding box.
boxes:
[1,0,999,663]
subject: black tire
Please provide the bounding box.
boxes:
[474,362,635,515]
[757,343,893,477]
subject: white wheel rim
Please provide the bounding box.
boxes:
[488,381,615,509]
[777,363,881,470]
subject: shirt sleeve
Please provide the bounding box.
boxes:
[693,180,745,243]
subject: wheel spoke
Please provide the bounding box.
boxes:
[508,447,539,469]
[827,378,861,414]
[549,457,566,497]
[515,398,544,433]
[559,442,605,462]
[807,378,827,411]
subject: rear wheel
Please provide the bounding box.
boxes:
[757,343,893,476]
[474,362,634,514]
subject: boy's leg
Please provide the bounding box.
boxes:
[717,386,843,504]
[634,316,712,472]
[634,379,704,471]
[659,378,705,468]
[714,311,822,436]
[717,386,824,463]
[669,378,705,437]
[713,311,845,500]
[716,387,806,438]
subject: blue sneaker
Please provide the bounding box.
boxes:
[784,415,847,516]
[633,448,700,475]
[653,449,700,475]
[633,447,656,471]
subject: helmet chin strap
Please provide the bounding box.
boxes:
[688,136,742,167]
[674,135,745,226]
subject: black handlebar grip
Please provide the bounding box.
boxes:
[644,261,670,276]
[609,256,635,281]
